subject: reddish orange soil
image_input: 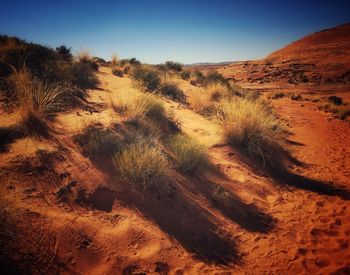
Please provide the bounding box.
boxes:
[1,66,350,274]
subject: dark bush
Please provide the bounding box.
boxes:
[159,82,186,102]
[164,61,182,72]
[69,61,99,89]
[129,57,141,66]
[112,68,123,77]
[0,35,58,79]
[191,70,205,85]
[203,71,230,87]
[55,45,72,62]
[180,71,190,80]
[132,66,161,92]
[328,96,343,106]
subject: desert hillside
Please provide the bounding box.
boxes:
[193,23,350,96]
[0,32,350,274]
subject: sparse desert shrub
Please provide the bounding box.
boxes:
[191,70,205,85]
[130,93,166,121]
[290,93,302,100]
[123,65,130,74]
[216,98,286,169]
[205,82,230,102]
[203,71,230,88]
[267,91,286,100]
[11,66,73,114]
[110,54,119,67]
[123,117,160,141]
[111,90,133,115]
[76,125,122,160]
[166,134,208,174]
[242,89,260,100]
[164,61,182,72]
[113,140,168,189]
[131,65,161,92]
[328,95,343,106]
[189,92,217,117]
[69,61,99,89]
[112,68,123,77]
[76,50,98,71]
[180,70,190,80]
[92,56,107,66]
[55,45,73,62]
[129,57,141,66]
[0,35,58,79]
[159,81,186,102]
[318,100,350,120]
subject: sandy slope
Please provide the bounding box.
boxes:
[1,67,350,274]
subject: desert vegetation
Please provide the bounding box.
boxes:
[215,98,286,170]
[166,133,208,174]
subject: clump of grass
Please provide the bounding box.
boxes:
[328,95,343,106]
[203,71,230,88]
[189,92,217,116]
[204,82,230,102]
[112,140,168,189]
[110,54,119,67]
[189,82,231,116]
[190,70,205,85]
[131,65,161,92]
[11,66,68,114]
[112,68,123,77]
[267,91,286,100]
[166,134,208,174]
[68,61,99,89]
[318,100,350,120]
[110,90,133,115]
[76,125,122,160]
[216,98,286,169]
[130,93,166,121]
[290,93,302,100]
[76,49,98,71]
[180,71,190,80]
[158,80,186,102]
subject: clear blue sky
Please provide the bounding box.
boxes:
[1,0,349,64]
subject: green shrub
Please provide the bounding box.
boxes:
[166,134,208,174]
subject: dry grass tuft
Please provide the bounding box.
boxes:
[166,134,208,174]
[216,98,286,169]
[11,66,68,114]
[113,140,168,189]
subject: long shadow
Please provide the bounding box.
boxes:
[193,176,275,233]
[277,172,350,200]
[226,145,350,201]
[115,174,241,266]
